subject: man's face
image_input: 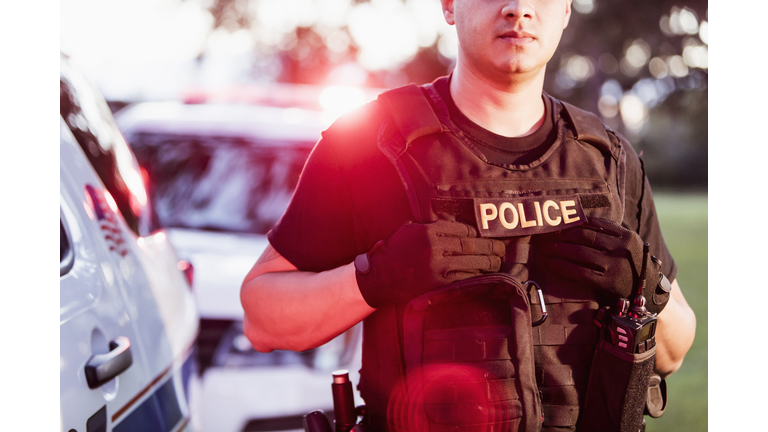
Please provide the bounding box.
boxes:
[442,0,572,84]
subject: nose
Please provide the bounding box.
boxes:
[501,0,534,19]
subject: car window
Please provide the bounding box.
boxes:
[125,132,313,235]
[60,56,150,236]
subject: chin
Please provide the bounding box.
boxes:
[494,61,541,79]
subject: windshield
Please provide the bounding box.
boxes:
[125,132,314,235]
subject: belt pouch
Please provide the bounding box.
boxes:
[579,339,655,432]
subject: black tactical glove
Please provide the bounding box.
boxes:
[355,220,506,308]
[535,217,671,314]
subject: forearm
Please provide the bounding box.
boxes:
[240,246,374,352]
[652,279,696,378]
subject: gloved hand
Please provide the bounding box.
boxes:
[355,220,506,308]
[534,217,671,314]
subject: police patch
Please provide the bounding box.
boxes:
[473,196,587,237]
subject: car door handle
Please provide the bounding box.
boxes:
[85,336,133,389]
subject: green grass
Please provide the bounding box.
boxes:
[645,192,708,432]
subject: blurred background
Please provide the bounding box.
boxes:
[61,0,707,431]
[61,0,707,188]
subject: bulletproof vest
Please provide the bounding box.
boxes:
[362,83,628,432]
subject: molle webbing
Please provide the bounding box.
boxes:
[376,85,443,222]
[402,275,542,432]
[367,82,629,432]
[377,84,443,147]
[560,100,613,158]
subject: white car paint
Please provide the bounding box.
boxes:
[114,100,367,432]
[114,101,324,320]
[60,118,199,432]
[164,228,268,319]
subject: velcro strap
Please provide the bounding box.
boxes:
[424,338,512,363]
[424,378,520,404]
[432,198,474,217]
[579,193,611,209]
[532,324,595,346]
[377,84,442,145]
[542,404,580,427]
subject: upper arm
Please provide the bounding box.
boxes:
[266,136,361,272]
[654,278,697,377]
[618,135,677,281]
[243,243,298,285]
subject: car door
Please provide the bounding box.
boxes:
[60,120,155,432]
[61,54,199,432]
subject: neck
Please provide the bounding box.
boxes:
[450,59,546,138]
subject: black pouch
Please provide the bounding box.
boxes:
[396,274,544,432]
[579,334,655,432]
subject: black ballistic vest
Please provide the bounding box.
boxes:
[359,83,628,432]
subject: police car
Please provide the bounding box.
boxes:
[114,98,365,432]
[60,53,200,432]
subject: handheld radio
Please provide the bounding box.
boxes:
[581,242,663,431]
[600,242,658,354]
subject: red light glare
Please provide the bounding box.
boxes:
[177,260,194,289]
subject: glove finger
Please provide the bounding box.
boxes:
[585,217,628,236]
[446,254,502,273]
[539,257,605,284]
[538,225,628,252]
[536,241,608,273]
[444,237,506,256]
[429,220,479,238]
[442,270,482,283]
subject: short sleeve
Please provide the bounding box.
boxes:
[268,101,415,273]
[268,136,360,272]
[620,134,678,283]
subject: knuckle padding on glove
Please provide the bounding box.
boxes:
[357,220,506,308]
[533,217,670,314]
[447,254,501,272]
[431,219,478,238]
[455,237,499,255]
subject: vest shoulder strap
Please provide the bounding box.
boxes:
[559,99,617,158]
[376,84,443,147]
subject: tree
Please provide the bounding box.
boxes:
[198,0,707,188]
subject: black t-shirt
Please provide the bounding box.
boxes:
[431,75,557,166]
[268,76,677,282]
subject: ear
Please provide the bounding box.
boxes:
[563,0,573,28]
[441,0,455,25]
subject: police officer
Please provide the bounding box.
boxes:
[241,0,696,430]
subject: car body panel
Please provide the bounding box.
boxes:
[114,100,369,431]
[114,101,326,144]
[114,102,323,320]
[165,228,268,319]
[60,55,200,432]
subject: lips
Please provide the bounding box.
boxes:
[498,30,536,45]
